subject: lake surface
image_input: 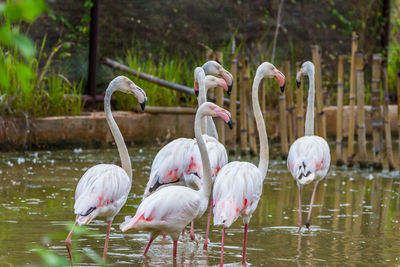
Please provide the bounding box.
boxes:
[0,146,400,266]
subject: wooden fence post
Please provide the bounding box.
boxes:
[284,61,295,144]
[215,51,225,145]
[371,54,383,169]
[347,32,359,166]
[295,62,304,138]
[206,49,215,101]
[311,45,327,139]
[397,71,400,164]
[244,58,258,155]
[279,84,288,157]
[239,58,249,155]
[382,61,396,170]
[228,53,238,154]
[355,52,367,167]
[336,55,345,165]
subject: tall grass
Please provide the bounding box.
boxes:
[0,37,84,117]
[112,50,201,109]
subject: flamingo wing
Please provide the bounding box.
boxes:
[121,186,202,238]
[287,135,330,185]
[143,138,194,197]
[74,164,131,225]
[183,135,228,189]
[213,161,263,228]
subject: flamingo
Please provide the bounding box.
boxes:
[213,62,285,266]
[287,61,330,230]
[142,67,230,241]
[120,102,233,258]
[65,76,147,266]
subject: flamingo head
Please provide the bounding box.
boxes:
[113,76,147,110]
[202,60,233,95]
[205,75,229,92]
[256,62,286,93]
[198,102,233,129]
[296,61,314,89]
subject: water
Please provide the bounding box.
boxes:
[0,146,400,266]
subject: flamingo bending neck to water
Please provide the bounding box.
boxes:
[213,62,285,266]
[287,61,330,230]
[65,76,147,266]
[120,102,232,258]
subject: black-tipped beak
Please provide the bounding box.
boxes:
[227,117,233,130]
[296,80,301,88]
[140,100,146,111]
[194,90,199,97]
[280,82,285,93]
[227,83,233,96]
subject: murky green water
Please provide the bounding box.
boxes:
[0,146,400,266]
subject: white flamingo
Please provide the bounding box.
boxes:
[287,61,330,230]
[142,68,230,241]
[65,76,147,266]
[120,102,233,258]
[213,62,285,266]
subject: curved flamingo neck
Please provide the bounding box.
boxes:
[104,85,132,180]
[196,68,207,134]
[252,74,269,178]
[194,105,212,198]
[304,67,315,136]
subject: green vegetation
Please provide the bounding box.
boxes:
[0,0,84,117]
[31,224,105,266]
[111,49,200,108]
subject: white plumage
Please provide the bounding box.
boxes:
[287,136,330,186]
[74,164,131,225]
[213,161,262,227]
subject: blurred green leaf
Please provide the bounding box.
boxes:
[4,0,46,23]
[16,62,33,90]
[32,246,69,267]
[0,62,10,88]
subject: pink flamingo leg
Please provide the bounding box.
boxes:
[65,217,78,267]
[143,238,154,256]
[204,199,213,249]
[173,240,178,258]
[190,221,195,240]
[298,187,302,231]
[182,229,185,237]
[305,183,318,229]
[242,224,248,265]
[163,233,166,241]
[102,221,112,262]
[220,226,225,267]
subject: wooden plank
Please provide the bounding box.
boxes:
[355,51,367,167]
[347,32,359,166]
[371,54,383,169]
[336,55,345,165]
[228,53,238,154]
[311,45,326,139]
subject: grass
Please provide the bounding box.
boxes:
[111,49,201,109]
[0,37,84,117]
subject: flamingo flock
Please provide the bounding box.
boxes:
[65,60,330,266]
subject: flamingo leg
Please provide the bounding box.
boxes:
[190,221,195,241]
[305,182,318,229]
[65,217,78,267]
[163,232,166,241]
[204,199,213,249]
[182,228,185,237]
[242,224,248,265]
[143,237,155,256]
[173,240,178,258]
[220,226,225,267]
[298,186,302,231]
[102,221,112,262]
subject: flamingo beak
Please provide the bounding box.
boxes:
[194,80,199,97]
[217,78,229,92]
[219,69,233,96]
[296,71,302,89]
[274,69,286,93]
[140,99,146,111]
[228,117,233,130]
